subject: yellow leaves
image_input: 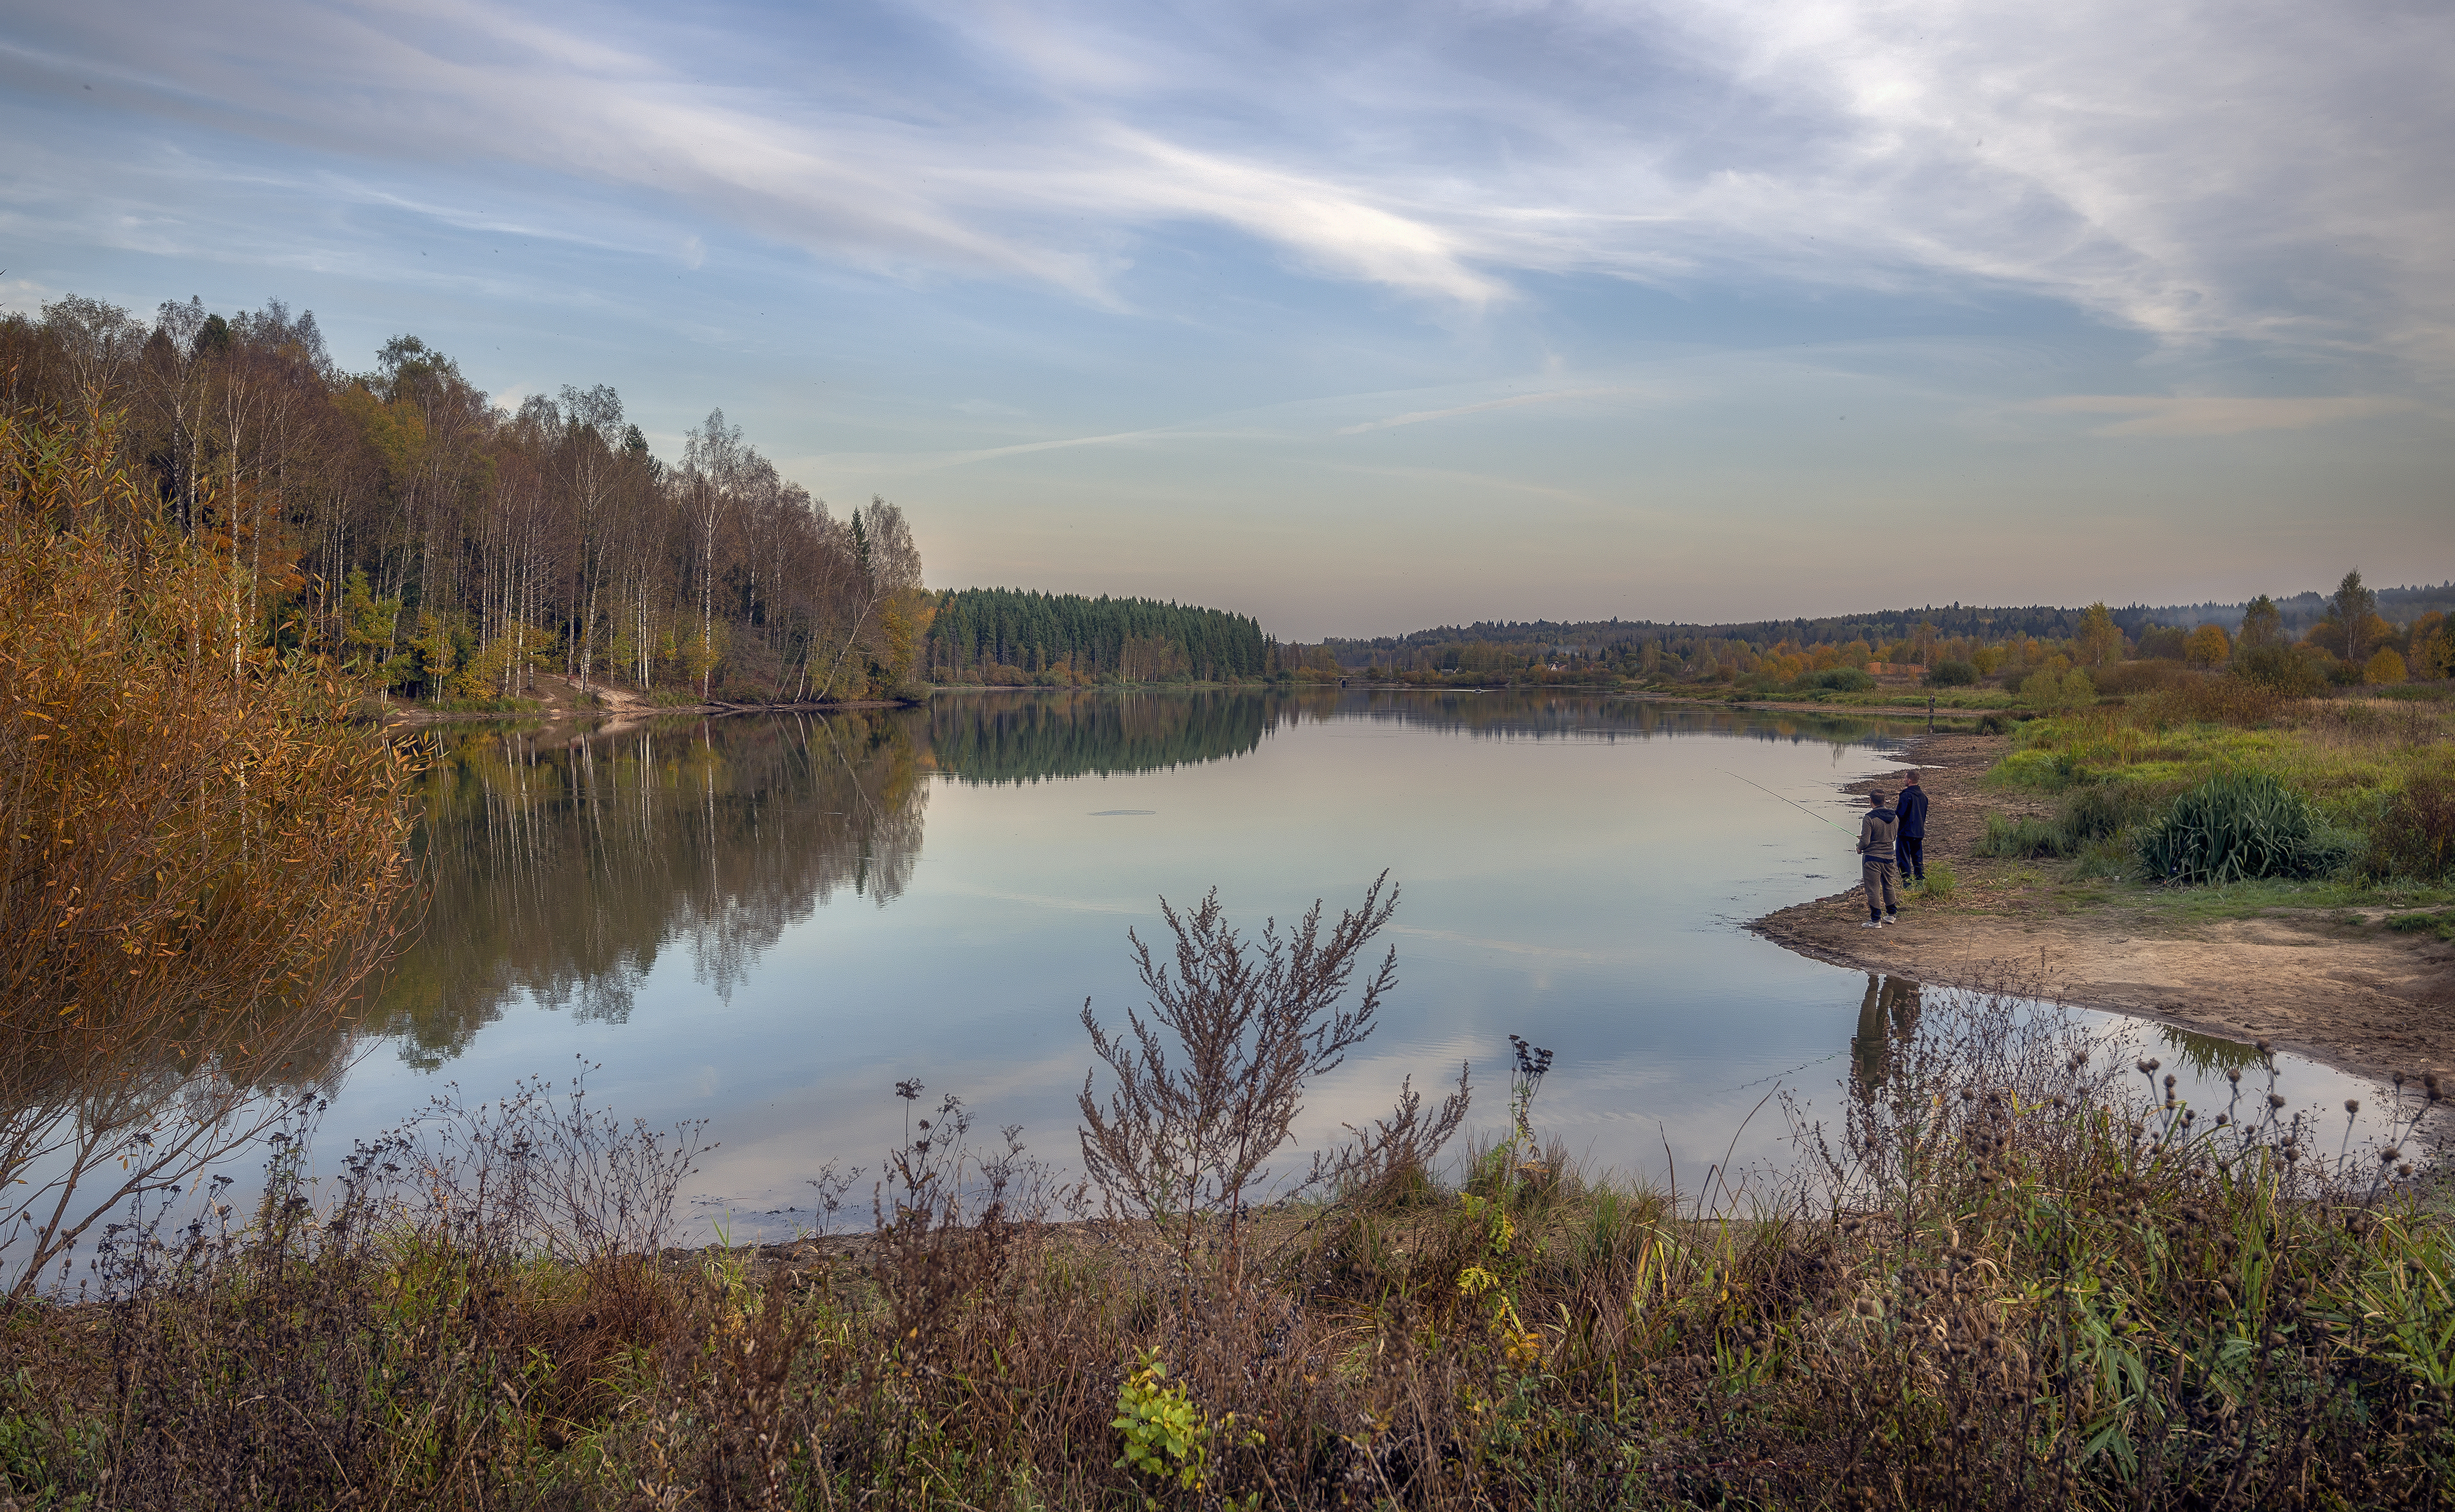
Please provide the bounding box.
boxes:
[1502,1322,1545,1370]
[1,404,413,1090]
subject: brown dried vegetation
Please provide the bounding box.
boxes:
[0,404,415,1295]
[7,869,2455,1508]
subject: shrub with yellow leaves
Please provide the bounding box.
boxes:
[0,405,415,1295]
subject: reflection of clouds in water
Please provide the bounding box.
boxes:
[354,693,2415,1248]
[1384,926,1617,965]
[685,1045,1098,1240]
[922,884,1153,917]
[1318,689,1916,752]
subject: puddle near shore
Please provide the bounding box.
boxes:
[9,691,2420,1281]
[2134,1018,2428,1177]
[1810,980,2426,1196]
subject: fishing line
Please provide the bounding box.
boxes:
[1721,769,1856,836]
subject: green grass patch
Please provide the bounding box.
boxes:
[2069,835,2134,880]
[1978,698,2455,902]
[1824,687,2018,710]
[2382,910,2455,940]
[1975,813,2071,859]
[1989,748,2067,789]
[2099,874,2455,923]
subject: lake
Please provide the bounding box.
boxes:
[332,688,2397,1238]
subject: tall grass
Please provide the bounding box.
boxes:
[1977,813,2074,859]
[2366,773,2455,882]
[1,978,2447,1508]
[2137,769,2348,885]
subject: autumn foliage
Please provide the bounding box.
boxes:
[0,405,415,1292]
[1,298,931,708]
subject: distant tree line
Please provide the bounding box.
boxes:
[1316,579,2455,691]
[924,587,1269,685]
[2105,584,2455,640]
[1,292,927,706]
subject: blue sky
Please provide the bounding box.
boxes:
[4,0,2449,637]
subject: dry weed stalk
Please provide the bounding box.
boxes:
[1079,871,1435,1278]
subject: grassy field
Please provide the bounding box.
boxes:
[3,988,2451,1510]
[1824,688,2019,710]
[1965,691,2455,921]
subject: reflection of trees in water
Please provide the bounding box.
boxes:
[2158,1025,2267,1077]
[1310,689,1906,748]
[380,690,1906,1071]
[922,689,1271,785]
[924,687,1905,775]
[377,713,926,1066]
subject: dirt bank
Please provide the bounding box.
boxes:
[1749,732,2455,1139]
[377,672,904,728]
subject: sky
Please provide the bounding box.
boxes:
[2,0,2450,638]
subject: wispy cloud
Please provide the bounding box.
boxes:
[2032,395,2418,437]
[7,0,2449,375]
[812,421,1262,477]
[6,0,2449,638]
[0,2,1503,305]
[1337,387,1632,436]
[0,274,63,318]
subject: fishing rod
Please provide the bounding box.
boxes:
[1721,769,1857,836]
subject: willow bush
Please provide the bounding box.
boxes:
[0,405,415,1295]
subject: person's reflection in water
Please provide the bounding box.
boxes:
[1850,972,1924,1102]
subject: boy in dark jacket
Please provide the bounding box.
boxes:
[1856,791,1899,926]
[1895,771,1929,886]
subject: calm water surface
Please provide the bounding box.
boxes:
[335,689,2396,1236]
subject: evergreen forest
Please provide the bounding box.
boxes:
[922,586,1270,684]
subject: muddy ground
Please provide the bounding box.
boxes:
[1749,732,2455,1144]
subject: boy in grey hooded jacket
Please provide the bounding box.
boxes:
[1857,791,1899,926]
